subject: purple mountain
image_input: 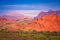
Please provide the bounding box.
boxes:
[34,10,60,19]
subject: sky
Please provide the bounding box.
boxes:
[0,0,60,17]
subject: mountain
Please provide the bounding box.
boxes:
[1,11,27,20]
[34,10,60,19]
[0,10,60,32]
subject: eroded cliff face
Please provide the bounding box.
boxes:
[35,14,60,32]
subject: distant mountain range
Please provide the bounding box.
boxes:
[0,11,27,20]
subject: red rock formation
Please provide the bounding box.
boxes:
[31,13,60,32]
